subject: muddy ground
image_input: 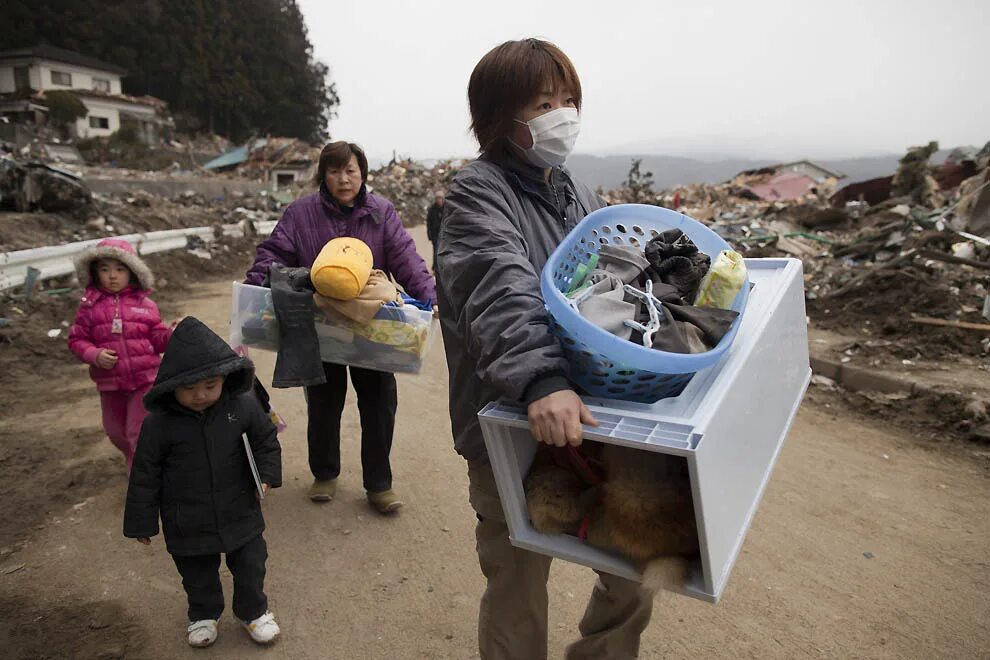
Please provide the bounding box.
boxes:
[806,263,989,360]
[1,228,988,659]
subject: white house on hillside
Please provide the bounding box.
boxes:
[0,44,170,144]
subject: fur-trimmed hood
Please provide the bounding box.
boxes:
[74,238,155,290]
[143,316,254,412]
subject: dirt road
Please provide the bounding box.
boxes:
[1,229,988,659]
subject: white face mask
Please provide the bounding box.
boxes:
[511,107,581,168]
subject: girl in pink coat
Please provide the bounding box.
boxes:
[68,238,172,471]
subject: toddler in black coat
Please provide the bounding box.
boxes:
[124,316,282,647]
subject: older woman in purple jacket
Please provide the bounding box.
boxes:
[245,141,435,514]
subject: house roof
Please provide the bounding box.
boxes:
[745,171,818,201]
[778,160,846,180]
[203,144,251,170]
[0,44,128,76]
[71,88,168,112]
[203,137,316,171]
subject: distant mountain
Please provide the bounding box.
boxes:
[566,150,955,192]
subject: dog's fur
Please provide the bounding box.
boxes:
[525,442,699,591]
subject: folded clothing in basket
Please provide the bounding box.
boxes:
[644,229,711,302]
[566,233,739,355]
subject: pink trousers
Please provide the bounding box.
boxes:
[99,384,152,471]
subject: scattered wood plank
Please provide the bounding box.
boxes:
[918,249,990,271]
[909,316,990,332]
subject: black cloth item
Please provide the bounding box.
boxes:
[649,254,710,302]
[427,201,445,274]
[426,202,444,244]
[647,306,709,354]
[644,228,698,260]
[665,304,739,348]
[628,292,739,354]
[269,263,325,388]
[124,317,281,556]
[252,378,272,414]
[644,229,711,302]
[171,534,268,622]
[304,362,396,492]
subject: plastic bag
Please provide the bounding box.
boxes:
[693,250,746,310]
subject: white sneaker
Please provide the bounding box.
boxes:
[187,619,218,647]
[242,611,280,644]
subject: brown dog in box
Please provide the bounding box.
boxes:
[524,441,699,590]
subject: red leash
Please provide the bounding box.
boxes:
[567,445,606,486]
[564,445,605,540]
[541,445,606,540]
[577,515,592,540]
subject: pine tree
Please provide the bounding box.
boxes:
[0,0,340,143]
[622,158,657,204]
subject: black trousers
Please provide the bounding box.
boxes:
[171,534,268,622]
[304,362,397,492]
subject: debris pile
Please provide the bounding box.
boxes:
[0,154,92,215]
[602,143,990,360]
[891,141,941,207]
[204,137,319,183]
[0,182,281,253]
[366,158,461,226]
[233,155,463,227]
[1,120,231,174]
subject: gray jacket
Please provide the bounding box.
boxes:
[436,156,605,463]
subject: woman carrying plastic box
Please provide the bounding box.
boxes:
[436,39,655,659]
[245,141,435,514]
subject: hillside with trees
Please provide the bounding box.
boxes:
[0,0,339,143]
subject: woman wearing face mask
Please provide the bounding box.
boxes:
[436,39,655,659]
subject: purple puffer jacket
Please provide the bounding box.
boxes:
[245,187,436,304]
[68,286,172,392]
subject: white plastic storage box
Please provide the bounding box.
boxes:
[478,258,811,603]
[229,281,435,374]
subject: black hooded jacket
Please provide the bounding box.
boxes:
[123,317,281,556]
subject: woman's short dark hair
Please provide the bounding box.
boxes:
[314,141,369,187]
[468,38,582,157]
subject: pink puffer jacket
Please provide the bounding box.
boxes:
[67,238,172,392]
[68,286,172,392]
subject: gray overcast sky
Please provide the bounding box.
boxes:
[297,0,988,162]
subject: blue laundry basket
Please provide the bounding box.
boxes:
[541,204,750,403]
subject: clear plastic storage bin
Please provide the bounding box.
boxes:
[478,258,811,603]
[229,281,436,374]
